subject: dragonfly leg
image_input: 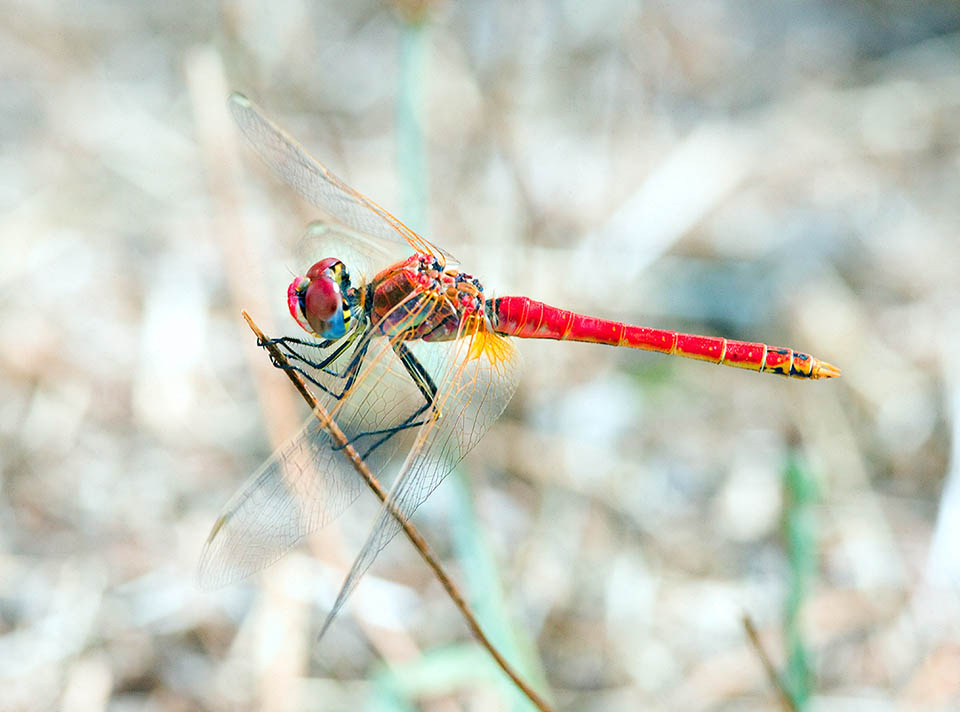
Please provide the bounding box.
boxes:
[262,323,371,381]
[260,335,336,350]
[266,335,372,401]
[331,342,440,459]
[266,334,355,377]
[331,400,433,457]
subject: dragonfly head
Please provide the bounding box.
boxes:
[288,258,353,339]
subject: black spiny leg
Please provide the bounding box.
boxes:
[265,334,354,376]
[262,332,371,401]
[333,342,440,460]
[262,335,333,350]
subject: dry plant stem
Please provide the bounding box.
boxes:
[743,614,798,712]
[243,312,554,712]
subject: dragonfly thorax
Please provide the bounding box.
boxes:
[369,253,489,342]
[410,254,486,315]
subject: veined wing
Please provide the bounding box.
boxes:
[318,314,522,637]
[198,302,448,588]
[228,92,451,264]
[197,413,367,589]
[296,221,416,292]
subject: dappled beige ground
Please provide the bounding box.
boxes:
[3,1,960,709]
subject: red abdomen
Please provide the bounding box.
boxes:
[491,296,839,380]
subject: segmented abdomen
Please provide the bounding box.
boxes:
[491,296,839,380]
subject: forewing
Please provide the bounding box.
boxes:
[317,320,521,636]
[229,92,449,261]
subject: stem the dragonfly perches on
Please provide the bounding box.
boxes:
[242,311,554,712]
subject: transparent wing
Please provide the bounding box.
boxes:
[197,415,366,589]
[229,92,454,263]
[295,221,417,290]
[318,319,522,637]
[198,298,448,588]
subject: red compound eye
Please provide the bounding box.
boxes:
[289,258,347,336]
[304,276,341,323]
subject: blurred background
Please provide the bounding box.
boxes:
[3,0,960,709]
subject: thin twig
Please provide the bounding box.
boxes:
[243,312,554,712]
[743,614,797,712]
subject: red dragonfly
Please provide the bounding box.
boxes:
[200,93,839,635]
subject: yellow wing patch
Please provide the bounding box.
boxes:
[467,323,515,376]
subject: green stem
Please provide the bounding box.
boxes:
[783,448,817,708]
[397,18,428,235]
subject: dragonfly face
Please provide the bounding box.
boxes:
[287,258,357,339]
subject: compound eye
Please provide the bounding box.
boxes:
[288,258,348,338]
[303,275,342,326]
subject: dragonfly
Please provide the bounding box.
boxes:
[199,92,840,637]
